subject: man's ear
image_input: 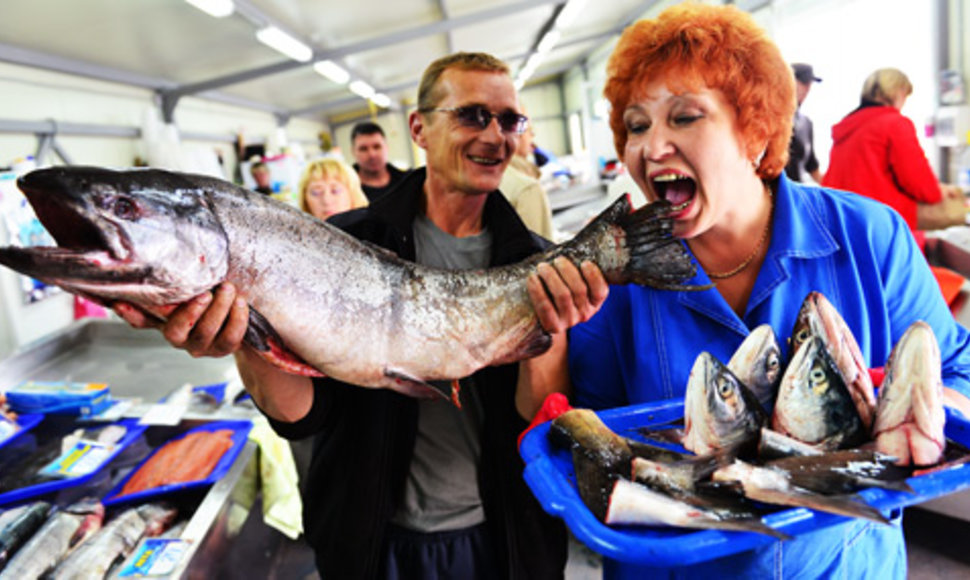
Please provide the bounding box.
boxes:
[409,111,427,150]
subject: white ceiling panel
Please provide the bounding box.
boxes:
[0,0,668,125]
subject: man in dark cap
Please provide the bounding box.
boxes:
[786,63,823,183]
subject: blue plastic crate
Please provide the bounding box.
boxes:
[520,399,970,566]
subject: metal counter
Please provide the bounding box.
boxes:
[0,318,297,578]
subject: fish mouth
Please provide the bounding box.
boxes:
[0,171,146,282]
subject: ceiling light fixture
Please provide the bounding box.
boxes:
[184,0,234,18]
[372,93,391,108]
[349,80,376,100]
[313,60,350,84]
[256,26,313,63]
[555,0,588,29]
[536,29,561,54]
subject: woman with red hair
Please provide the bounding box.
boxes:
[528,3,970,578]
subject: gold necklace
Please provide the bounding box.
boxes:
[706,196,773,280]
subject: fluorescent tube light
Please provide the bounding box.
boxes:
[372,93,391,108]
[555,0,588,29]
[185,0,234,18]
[349,80,375,100]
[536,29,561,54]
[256,26,313,63]
[314,60,350,85]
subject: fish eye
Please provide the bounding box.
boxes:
[717,377,734,398]
[112,197,138,220]
[795,328,810,343]
[765,352,780,370]
[809,365,826,386]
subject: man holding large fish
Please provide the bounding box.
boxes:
[541,4,970,580]
[108,53,614,578]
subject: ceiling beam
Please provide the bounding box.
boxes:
[160,0,567,101]
[0,42,175,90]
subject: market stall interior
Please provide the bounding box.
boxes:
[3,0,970,578]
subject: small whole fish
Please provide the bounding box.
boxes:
[0,502,50,571]
[0,498,104,580]
[872,321,946,466]
[790,292,876,429]
[47,503,176,580]
[728,324,783,411]
[0,167,704,404]
[682,352,767,456]
[772,336,868,451]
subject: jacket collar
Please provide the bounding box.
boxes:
[366,167,544,266]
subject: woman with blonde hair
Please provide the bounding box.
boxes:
[298,158,369,220]
[824,67,965,231]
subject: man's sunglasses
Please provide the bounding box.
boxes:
[422,105,529,135]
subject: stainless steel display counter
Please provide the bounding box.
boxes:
[0,319,301,578]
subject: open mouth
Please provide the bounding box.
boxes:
[652,173,695,213]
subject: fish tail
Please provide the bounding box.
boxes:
[561,197,709,291]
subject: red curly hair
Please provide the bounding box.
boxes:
[604,3,795,179]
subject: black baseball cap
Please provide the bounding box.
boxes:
[792,63,822,84]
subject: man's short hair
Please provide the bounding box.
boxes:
[351,122,386,143]
[417,52,510,112]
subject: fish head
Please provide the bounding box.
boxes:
[773,336,866,449]
[728,324,783,409]
[790,291,875,428]
[873,321,946,465]
[0,166,229,306]
[683,352,766,455]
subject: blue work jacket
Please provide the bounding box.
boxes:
[568,174,970,578]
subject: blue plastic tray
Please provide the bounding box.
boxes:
[520,399,970,566]
[103,420,252,506]
[0,413,43,451]
[0,418,147,506]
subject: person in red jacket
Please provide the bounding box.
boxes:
[823,67,965,231]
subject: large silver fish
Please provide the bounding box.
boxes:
[728,324,783,411]
[872,321,946,466]
[682,352,768,456]
[772,336,868,451]
[791,292,876,429]
[0,167,703,403]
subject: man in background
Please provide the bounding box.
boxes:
[499,122,555,239]
[785,63,823,183]
[351,121,408,201]
[249,160,273,195]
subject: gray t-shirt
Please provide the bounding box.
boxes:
[390,213,493,532]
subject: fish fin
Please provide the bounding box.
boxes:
[245,307,323,377]
[490,324,552,365]
[384,370,460,408]
[559,197,710,291]
[745,486,890,524]
[573,450,616,522]
[636,427,685,446]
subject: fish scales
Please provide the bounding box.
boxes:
[2,167,703,402]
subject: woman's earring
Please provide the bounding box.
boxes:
[752,145,768,169]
